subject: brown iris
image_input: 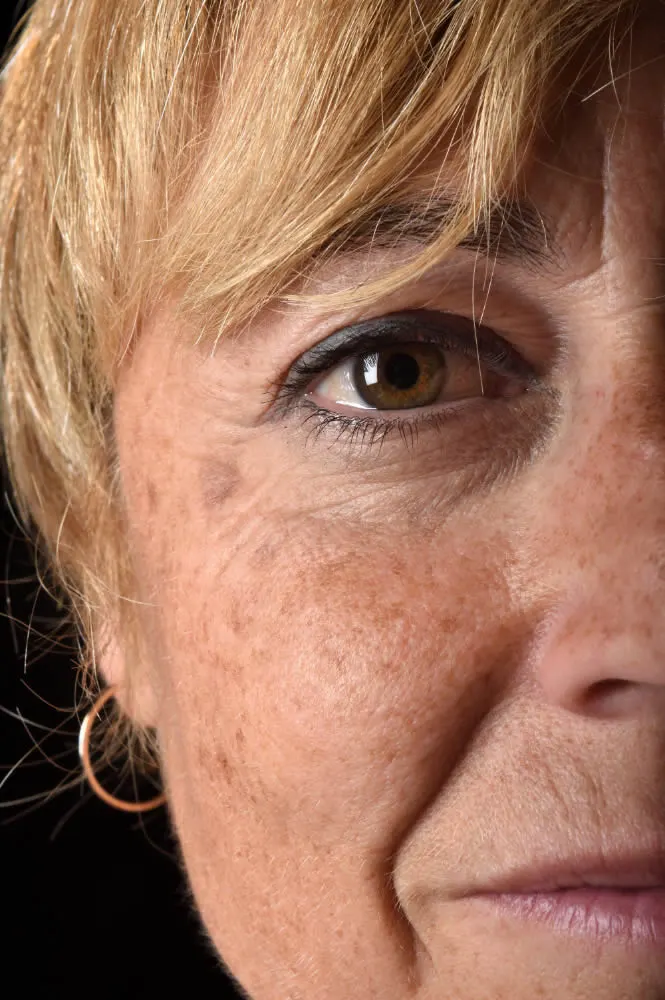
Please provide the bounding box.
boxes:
[352,344,447,409]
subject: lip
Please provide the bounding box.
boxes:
[473,888,665,947]
[464,849,665,948]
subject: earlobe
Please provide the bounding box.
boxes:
[94,623,159,729]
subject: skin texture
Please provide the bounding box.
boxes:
[107,9,665,999]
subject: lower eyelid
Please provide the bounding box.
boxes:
[296,383,559,463]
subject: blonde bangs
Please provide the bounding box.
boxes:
[163,0,632,338]
[0,0,633,690]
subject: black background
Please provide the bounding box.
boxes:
[1,5,242,996]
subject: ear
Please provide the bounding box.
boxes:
[94,623,159,730]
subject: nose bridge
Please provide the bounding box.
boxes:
[519,360,665,717]
[557,392,665,581]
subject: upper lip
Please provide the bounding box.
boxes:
[468,849,665,895]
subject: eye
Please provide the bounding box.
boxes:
[313,340,522,413]
[269,308,544,457]
[283,309,537,421]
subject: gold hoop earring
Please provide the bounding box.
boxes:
[78,685,166,813]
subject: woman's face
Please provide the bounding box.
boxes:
[110,11,665,1000]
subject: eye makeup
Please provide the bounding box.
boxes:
[267,309,543,453]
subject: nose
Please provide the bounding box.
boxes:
[524,356,665,721]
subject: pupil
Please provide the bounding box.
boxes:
[384,352,420,390]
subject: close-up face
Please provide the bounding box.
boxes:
[23,2,665,999]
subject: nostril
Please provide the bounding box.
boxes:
[588,679,633,697]
[584,679,643,718]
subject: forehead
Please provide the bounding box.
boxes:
[523,34,665,267]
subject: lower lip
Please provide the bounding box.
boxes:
[475,888,665,947]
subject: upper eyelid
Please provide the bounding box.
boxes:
[289,309,534,382]
[290,311,495,377]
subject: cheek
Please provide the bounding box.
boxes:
[121,438,532,994]
[146,500,521,850]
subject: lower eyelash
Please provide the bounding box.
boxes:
[298,399,468,453]
[301,405,393,452]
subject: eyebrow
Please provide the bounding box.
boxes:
[318,196,556,268]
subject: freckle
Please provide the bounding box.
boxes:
[145,480,157,512]
[216,750,234,784]
[226,597,245,636]
[200,460,241,506]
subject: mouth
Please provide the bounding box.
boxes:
[464,850,665,948]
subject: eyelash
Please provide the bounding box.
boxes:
[297,403,486,453]
[271,309,540,450]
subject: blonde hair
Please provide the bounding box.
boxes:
[0,0,631,728]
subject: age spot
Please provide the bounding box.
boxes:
[200,460,241,507]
